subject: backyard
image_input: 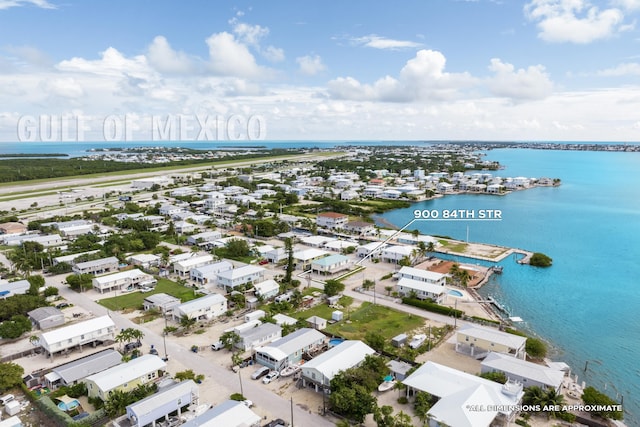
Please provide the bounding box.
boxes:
[97,278,198,311]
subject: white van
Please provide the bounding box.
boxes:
[0,394,15,405]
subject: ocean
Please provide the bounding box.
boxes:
[2,141,638,422]
[379,148,640,423]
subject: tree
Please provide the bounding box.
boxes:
[329,383,376,423]
[384,286,393,296]
[581,386,623,420]
[479,371,507,383]
[43,286,59,297]
[530,252,552,267]
[27,275,45,295]
[426,241,435,257]
[220,331,241,351]
[362,279,375,291]
[179,315,197,331]
[324,279,345,297]
[226,238,251,258]
[284,237,294,284]
[414,391,433,424]
[0,315,31,339]
[365,331,385,352]
[526,337,548,358]
[0,362,24,392]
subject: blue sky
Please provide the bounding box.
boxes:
[1,0,640,142]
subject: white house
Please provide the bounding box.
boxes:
[173,255,214,276]
[44,349,122,389]
[126,380,199,427]
[403,361,524,427]
[381,245,416,264]
[396,277,447,303]
[356,242,387,259]
[84,355,167,400]
[311,254,350,275]
[190,260,233,285]
[181,400,260,427]
[255,328,326,371]
[216,265,265,291]
[126,253,161,269]
[456,324,527,359]
[0,279,30,299]
[131,176,173,189]
[40,315,116,357]
[173,293,228,321]
[72,257,119,275]
[92,269,156,294]
[397,266,447,286]
[481,352,565,393]
[236,322,282,351]
[301,340,375,392]
[316,212,349,229]
[293,248,329,271]
[143,293,181,314]
[253,279,280,300]
[187,230,223,246]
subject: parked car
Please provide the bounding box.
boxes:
[149,345,159,355]
[211,341,224,351]
[262,371,279,384]
[55,302,70,309]
[242,399,253,408]
[124,341,142,352]
[259,259,269,265]
[263,419,287,427]
[251,366,270,380]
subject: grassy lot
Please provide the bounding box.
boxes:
[98,278,198,311]
[438,239,469,253]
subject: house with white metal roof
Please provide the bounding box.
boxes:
[255,328,326,371]
[397,266,447,286]
[301,340,375,392]
[143,293,181,314]
[236,322,282,351]
[380,245,416,264]
[253,279,280,300]
[126,253,161,269]
[28,307,64,330]
[92,269,156,294]
[173,293,227,321]
[40,315,116,358]
[190,260,233,285]
[126,380,199,427]
[181,400,261,427]
[456,324,527,360]
[216,265,265,291]
[396,277,447,303]
[356,241,387,259]
[72,256,119,275]
[311,254,350,275]
[84,354,166,400]
[0,279,30,299]
[292,248,329,271]
[173,254,214,276]
[44,349,122,389]
[481,352,564,393]
[403,361,523,427]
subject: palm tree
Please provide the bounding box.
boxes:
[458,269,471,287]
[522,386,546,407]
[129,329,144,344]
[426,241,435,257]
[180,315,197,331]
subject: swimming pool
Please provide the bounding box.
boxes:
[57,399,79,411]
[328,338,344,347]
[448,289,463,297]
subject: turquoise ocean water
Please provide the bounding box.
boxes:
[379,148,640,423]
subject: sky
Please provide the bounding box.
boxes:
[1,0,640,142]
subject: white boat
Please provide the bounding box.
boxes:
[279,364,302,377]
[378,380,396,392]
[409,334,427,349]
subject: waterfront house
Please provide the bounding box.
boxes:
[456,324,527,359]
[173,293,227,321]
[173,254,214,277]
[27,307,64,330]
[301,235,335,248]
[396,277,446,303]
[301,340,375,392]
[182,400,261,427]
[236,322,282,351]
[316,212,349,229]
[84,354,166,400]
[40,315,116,358]
[311,254,350,275]
[356,242,387,259]
[44,349,122,389]
[72,257,119,275]
[344,221,376,235]
[254,328,326,371]
[216,265,266,291]
[397,266,447,286]
[92,269,156,294]
[381,245,416,264]
[126,380,199,427]
[143,293,181,314]
[190,260,233,285]
[403,361,523,427]
[481,352,564,393]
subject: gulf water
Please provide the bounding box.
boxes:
[379,148,640,423]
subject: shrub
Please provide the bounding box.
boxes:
[402,297,464,318]
[397,396,408,404]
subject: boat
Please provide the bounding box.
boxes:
[378,375,396,392]
[490,265,503,274]
[279,364,302,377]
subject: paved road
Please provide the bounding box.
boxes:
[47,276,334,427]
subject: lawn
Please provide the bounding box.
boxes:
[438,239,469,253]
[98,278,198,311]
[293,302,425,341]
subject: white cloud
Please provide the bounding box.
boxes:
[262,45,285,62]
[328,49,474,102]
[4,45,51,67]
[613,0,640,11]
[597,62,640,75]
[146,36,194,74]
[296,54,326,75]
[206,32,262,78]
[229,18,270,46]
[43,77,83,98]
[57,47,151,79]
[350,34,423,50]
[524,0,629,43]
[487,58,554,100]
[0,0,55,10]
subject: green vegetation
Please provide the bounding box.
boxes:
[504,328,548,358]
[0,294,47,322]
[478,371,507,384]
[582,386,624,420]
[529,252,553,267]
[98,278,198,311]
[0,314,32,339]
[0,362,24,391]
[438,239,469,253]
[324,279,345,297]
[402,297,464,318]
[174,369,205,383]
[103,383,157,417]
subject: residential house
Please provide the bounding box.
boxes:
[216,265,265,291]
[316,212,349,229]
[436,182,455,193]
[0,222,27,235]
[397,266,447,286]
[84,354,167,400]
[126,253,161,269]
[356,242,387,259]
[173,255,214,276]
[174,220,196,234]
[306,316,327,330]
[311,254,350,275]
[265,247,286,263]
[403,361,523,427]
[72,257,119,275]
[173,294,227,321]
[181,400,261,427]
[3,233,62,247]
[126,380,199,427]
[456,324,527,359]
[170,187,197,197]
[255,328,326,371]
[159,204,183,216]
[340,190,359,200]
[131,176,173,189]
[396,277,447,302]
[380,245,416,264]
[143,293,181,314]
[253,279,280,300]
[92,269,157,294]
[190,261,233,285]
[187,230,223,246]
[236,322,282,351]
[301,340,375,392]
[300,235,335,248]
[344,221,376,235]
[53,250,101,266]
[481,352,564,393]
[40,315,116,357]
[293,248,329,271]
[27,307,64,330]
[0,280,30,299]
[44,349,122,389]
